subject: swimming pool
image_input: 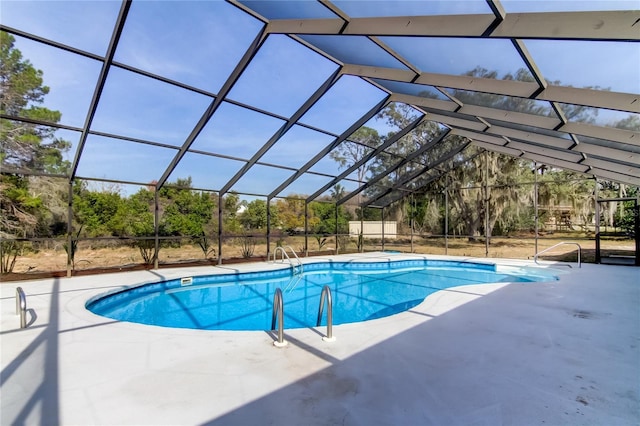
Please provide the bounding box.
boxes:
[86,259,557,331]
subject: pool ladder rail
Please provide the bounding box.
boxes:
[271,288,287,347]
[270,285,336,347]
[534,242,581,268]
[15,287,27,329]
[270,246,303,276]
[317,285,336,342]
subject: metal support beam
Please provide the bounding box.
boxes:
[485,151,490,257]
[334,202,339,255]
[218,193,223,265]
[482,0,506,37]
[444,178,449,255]
[534,161,539,256]
[410,193,414,253]
[350,68,640,114]
[219,68,342,196]
[381,207,385,252]
[156,27,268,188]
[154,190,159,270]
[268,96,390,199]
[266,196,272,260]
[267,11,639,40]
[0,24,103,61]
[66,181,73,277]
[70,0,132,178]
[453,127,639,181]
[511,39,547,97]
[341,129,451,207]
[370,145,479,208]
[394,96,640,148]
[595,178,601,264]
[360,206,364,253]
[304,202,309,256]
[306,114,425,202]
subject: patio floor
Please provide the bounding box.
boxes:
[1,253,638,425]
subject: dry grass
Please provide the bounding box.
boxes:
[2,232,634,281]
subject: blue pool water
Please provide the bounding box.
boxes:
[86,260,557,331]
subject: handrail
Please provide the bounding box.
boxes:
[283,274,302,293]
[271,246,303,275]
[15,287,27,329]
[285,246,303,275]
[534,242,581,268]
[271,288,287,347]
[271,246,290,263]
[316,285,336,342]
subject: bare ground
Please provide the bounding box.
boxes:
[1,235,635,282]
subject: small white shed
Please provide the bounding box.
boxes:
[349,221,397,239]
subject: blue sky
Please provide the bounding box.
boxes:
[2,0,639,200]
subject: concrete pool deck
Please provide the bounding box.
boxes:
[1,252,638,425]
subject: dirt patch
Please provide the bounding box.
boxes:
[1,237,635,282]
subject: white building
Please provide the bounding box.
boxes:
[349,221,397,239]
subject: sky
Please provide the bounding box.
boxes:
[1,0,639,199]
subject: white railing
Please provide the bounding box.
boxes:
[534,242,581,268]
[270,246,303,275]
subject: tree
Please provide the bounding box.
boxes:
[1,31,71,237]
[222,192,245,233]
[1,31,70,272]
[1,31,70,173]
[330,126,381,183]
[367,103,463,227]
[371,67,603,240]
[274,196,306,234]
[239,199,270,230]
[308,198,351,249]
[159,178,214,237]
[612,114,640,131]
[329,183,346,201]
[123,188,158,264]
[73,181,125,237]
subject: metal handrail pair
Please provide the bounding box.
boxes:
[270,285,335,347]
[271,246,303,275]
[534,242,582,268]
[271,288,287,347]
[16,287,27,328]
[316,285,335,342]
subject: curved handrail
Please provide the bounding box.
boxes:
[283,274,302,293]
[15,287,27,329]
[271,288,287,347]
[316,285,336,342]
[534,242,581,268]
[284,246,303,275]
[271,246,303,275]
[271,246,290,264]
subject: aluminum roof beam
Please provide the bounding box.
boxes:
[266,11,639,41]
[218,68,342,196]
[368,147,482,209]
[404,96,640,150]
[268,95,391,199]
[364,140,471,208]
[70,0,131,179]
[391,87,639,187]
[451,122,638,171]
[360,68,639,114]
[155,26,268,188]
[305,113,426,203]
[336,129,451,206]
[466,131,640,186]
